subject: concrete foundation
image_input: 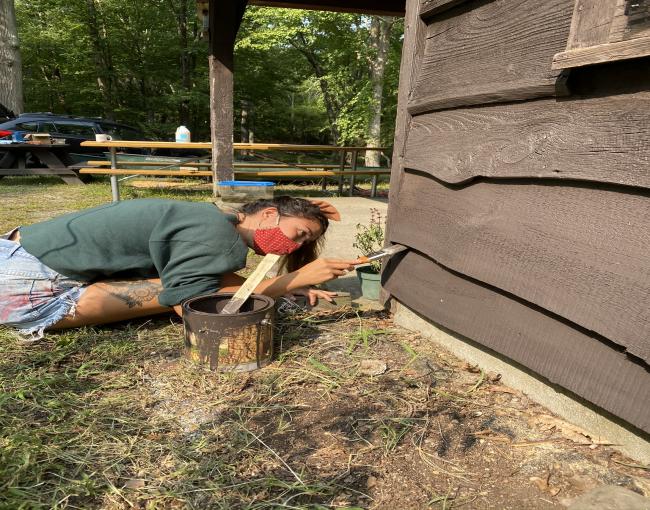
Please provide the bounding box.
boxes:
[392,300,650,464]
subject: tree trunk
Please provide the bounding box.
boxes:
[175,0,192,126]
[85,0,115,119]
[365,16,394,167]
[0,0,23,116]
[292,34,340,145]
[240,99,249,143]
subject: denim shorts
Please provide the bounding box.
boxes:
[0,230,87,340]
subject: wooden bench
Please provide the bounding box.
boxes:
[86,160,343,170]
[77,167,390,197]
[79,141,391,200]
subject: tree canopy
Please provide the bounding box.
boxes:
[15,1,403,147]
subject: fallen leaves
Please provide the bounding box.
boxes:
[358,359,388,376]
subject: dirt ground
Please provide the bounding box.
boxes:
[134,306,650,509]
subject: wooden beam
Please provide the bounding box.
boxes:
[209,0,248,195]
[248,0,405,16]
[419,0,471,19]
[552,37,650,70]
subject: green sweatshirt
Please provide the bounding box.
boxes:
[19,199,249,306]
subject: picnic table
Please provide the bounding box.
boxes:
[0,142,85,185]
[80,141,391,201]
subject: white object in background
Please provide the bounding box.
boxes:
[175,125,191,143]
[95,133,112,142]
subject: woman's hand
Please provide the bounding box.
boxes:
[288,286,338,306]
[251,259,356,299]
[294,258,357,287]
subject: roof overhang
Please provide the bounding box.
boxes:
[247,0,404,16]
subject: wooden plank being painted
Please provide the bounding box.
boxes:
[404,91,650,189]
[389,170,650,363]
[407,0,574,114]
[383,250,650,433]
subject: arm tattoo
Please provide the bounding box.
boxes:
[101,281,163,308]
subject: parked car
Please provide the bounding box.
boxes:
[0,113,147,164]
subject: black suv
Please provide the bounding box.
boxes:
[0,113,145,159]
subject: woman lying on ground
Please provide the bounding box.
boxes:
[0,196,356,339]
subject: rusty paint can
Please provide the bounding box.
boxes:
[182,293,275,372]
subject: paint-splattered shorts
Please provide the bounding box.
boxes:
[0,230,87,340]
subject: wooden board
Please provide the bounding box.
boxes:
[552,38,650,69]
[77,168,389,177]
[221,254,282,315]
[86,161,343,169]
[80,141,388,151]
[249,0,405,16]
[407,0,574,114]
[552,0,650,69]
[387,0,427,211]
[388,170,650,363]
[383,250,650,433]
[404,91,650,189]
[419,0,473,18]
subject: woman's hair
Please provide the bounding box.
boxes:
[238,196,329,272]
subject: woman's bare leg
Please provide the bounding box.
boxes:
[50,278,172,329]
[50,273,247,330]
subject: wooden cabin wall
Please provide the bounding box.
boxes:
[384,0,650,434]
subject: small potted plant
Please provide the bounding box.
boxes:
[353,208,385,300]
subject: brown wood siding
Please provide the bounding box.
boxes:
[387,0,650,432]
[383,250,650,434]
[407,0,574,115]
[403,91,650,189]
[552,0,650,69]
[389,170,650,364]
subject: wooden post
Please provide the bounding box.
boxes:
[348,149,358,197]
[208,0,247,197]
[337,150,346,195]
[109,147,120,202]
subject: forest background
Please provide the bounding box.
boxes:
[2,1,403,165]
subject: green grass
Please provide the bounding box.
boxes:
[0,176,365,509]
[0,318,357,509]
[0,175,388,231]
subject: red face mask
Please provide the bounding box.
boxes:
[253,218,301,255]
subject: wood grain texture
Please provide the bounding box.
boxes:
[552,37,650,69]
[609,0,650,43]
[387,0,427,210]
[419,0,472,18]
[383,250,650,433]
[389,171,650,363]
[565,0,650,48]
[407,0,574,114]
[383,0,426,304]
[564,0,618,49]
[554,0,650,68]
[404,92,650,189]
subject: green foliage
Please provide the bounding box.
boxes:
[352,208,385,272]
[15,2,402,147]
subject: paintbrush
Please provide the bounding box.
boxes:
[355,244,407,265]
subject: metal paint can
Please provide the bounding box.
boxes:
[182,292,275,372]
